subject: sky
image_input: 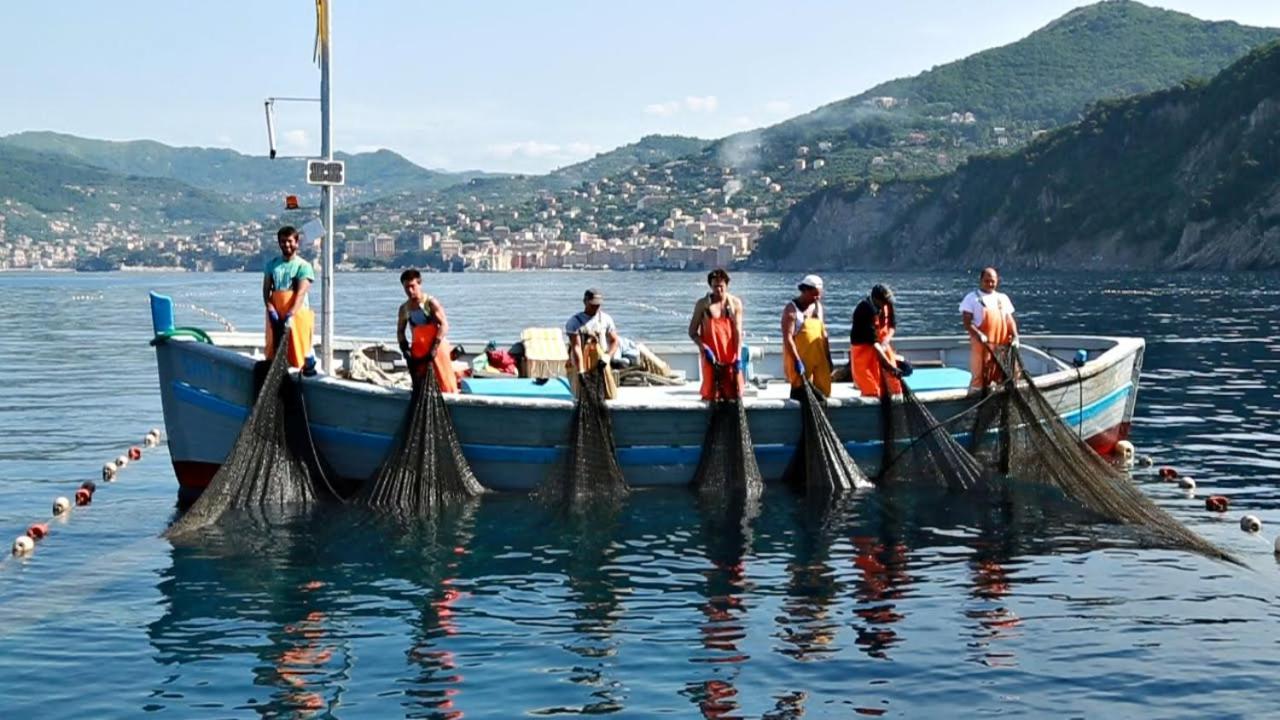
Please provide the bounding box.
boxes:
[2,1,1278,175]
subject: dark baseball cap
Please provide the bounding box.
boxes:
[583,288,604,305]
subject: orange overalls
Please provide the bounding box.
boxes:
[968,295,1012,388]
[265,289,315,368]
[851,301,902,397]
[698,299,744,401]
[408,304,458,393]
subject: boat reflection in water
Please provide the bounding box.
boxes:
[149,482,1134,717]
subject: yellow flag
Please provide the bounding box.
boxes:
[313,0,329,63]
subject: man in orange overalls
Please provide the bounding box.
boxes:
[688,268,744,401]
[960,267,1019,388]
[396,268,458,392]
[850,284,905,397]
[262,225,316,373]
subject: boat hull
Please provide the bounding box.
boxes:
[155,335,1144,503]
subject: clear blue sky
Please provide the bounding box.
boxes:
[1,1,1276,174]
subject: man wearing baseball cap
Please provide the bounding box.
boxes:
[781,274,832,397]
[566,288,621,396]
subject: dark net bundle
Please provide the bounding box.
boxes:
[690,364,763,507]
[358,362,484,515]
[972,346,1238,565]
[876,374,985,492]
[166,335,336,539]
[533,363,629,512]
[783,378,872,497]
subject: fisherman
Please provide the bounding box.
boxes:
[782,274,832,398]
[688,268,744,401]
[960,266,1019,388]
[397,268,459,393]
[566,288,620,397]
[850,283,907,397]
[262,225,317,373]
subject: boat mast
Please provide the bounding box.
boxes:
[319,0,335,372]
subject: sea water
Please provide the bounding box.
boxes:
[1,270,1278,718]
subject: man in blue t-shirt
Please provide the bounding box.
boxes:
[262,225,317,372]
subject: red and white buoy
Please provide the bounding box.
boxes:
[26,523,49,541]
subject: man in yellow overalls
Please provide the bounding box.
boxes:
[782,274,832,398]
[262,225,316,373]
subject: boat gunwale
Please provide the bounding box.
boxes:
[162,333,1144,412]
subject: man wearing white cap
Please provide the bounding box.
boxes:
[781,274,832,397]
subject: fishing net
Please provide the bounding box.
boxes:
[690,364,764,507]
[358,359,484,516]
[166,333,337,539]
[782,377,872,497]
[876,374,986,492]
[969,346,1238,564]
[533,361,629,513]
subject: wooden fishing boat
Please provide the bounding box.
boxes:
[149,293,1144,502]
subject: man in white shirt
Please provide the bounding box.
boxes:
[959,267,1019,388]
[566,288,620,372]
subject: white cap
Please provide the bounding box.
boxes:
[799,274,824,291]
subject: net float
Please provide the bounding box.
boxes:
[26,523,49,541]
[115,455,129,469]
[52,497,71,515]
[75,488,93,506]
[1158,467,1178,481]
[80,480,97,494]
[1240,515,1262,533]
[12,535,34,556]
[128,447,142,461]
[1205,496,1229,513]
[1113,440,1135,467]
[102,463,117,482]
[1177,477,1195,490]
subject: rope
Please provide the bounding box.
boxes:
[177,302,237,332]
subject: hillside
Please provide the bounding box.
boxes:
[754,40,1280,271]
[0,131,491,204]
[0,144,252,240]
[548,135,710,186]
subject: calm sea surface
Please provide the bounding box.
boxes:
[1,270,1279,718]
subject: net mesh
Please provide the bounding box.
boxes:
[166,335,336,539]
[533,362,630,513]
[877,373,985,492]
[690,364,764,507]
[358,362,484,515]
[968,346,1238,564]
[783,378,872,497]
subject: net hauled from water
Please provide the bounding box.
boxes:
[358,362,484,515]
[783,378,872,497]
[690,363,763,508]
[534,363,629,513]
[165,334,336,539]
[877,374,985,492]
[970,346,1239,564]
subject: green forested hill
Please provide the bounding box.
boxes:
[0,131,492,202]
[756,39,1280,270]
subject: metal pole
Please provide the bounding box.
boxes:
[319,0,335,373]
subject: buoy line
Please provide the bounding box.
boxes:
[9,427,163,559]
[177,302,236,332]
[1113,442,1274,556]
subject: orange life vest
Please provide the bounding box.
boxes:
[698,297,743,401]
[265,290,314,368]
